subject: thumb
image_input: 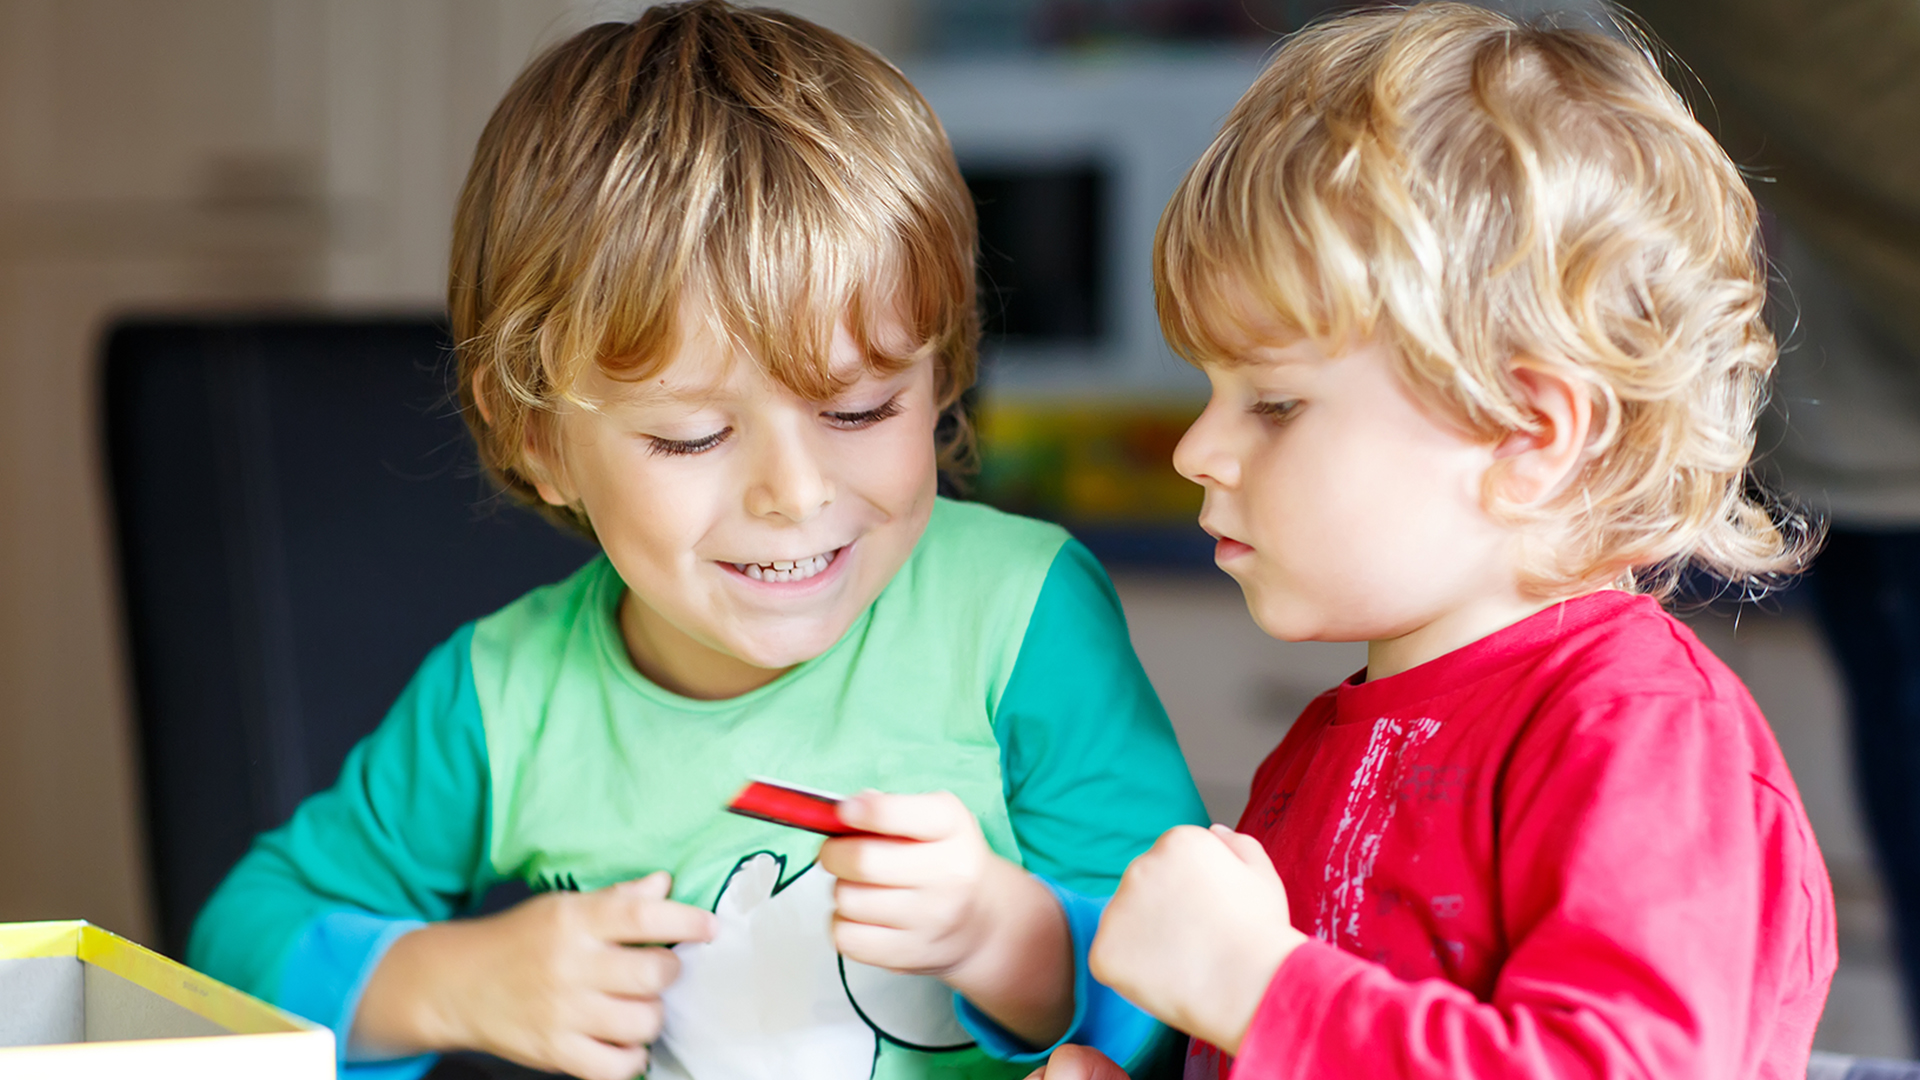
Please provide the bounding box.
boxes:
[1210,824,1278,878]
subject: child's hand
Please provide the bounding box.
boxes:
[1023,1044,1132,1080]
[1089,824,1306,1055]
[821,791,1073,1048]
[351,871,716,1080]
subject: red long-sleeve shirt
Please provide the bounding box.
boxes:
[1200,590,1836,1080]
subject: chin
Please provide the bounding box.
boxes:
[1243,594,1326,644]
[728,624,851,670]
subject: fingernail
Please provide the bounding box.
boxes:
[1210,824,1235,837]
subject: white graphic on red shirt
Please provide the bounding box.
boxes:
[1317,716,1441,948]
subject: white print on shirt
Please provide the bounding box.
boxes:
[1316,716,1442,948]
[651,851,973,1080]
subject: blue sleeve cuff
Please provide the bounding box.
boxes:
[277,910,435,1077]
[955,878,1164,1069]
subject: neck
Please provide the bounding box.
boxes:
[1364,587,1563,682]
[618,592,789,700]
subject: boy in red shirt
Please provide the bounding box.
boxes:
[1026,4,1836,1078]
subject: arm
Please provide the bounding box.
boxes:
[963,539,1210,1067]
[188,625,498,1079]
[191,622,718,1080]
[1094,695,1830,1079]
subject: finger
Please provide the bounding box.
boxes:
[1040,1044,1127,1080]
[593,942,681,997]
[831,915,931,971]
[588,890,717,946]
[579,994,666,1047]
[832,879,935,930]
[554,1034,650,1080]
[1210,824,1279,877]
[818,833,954,885]
[835,790,973,842]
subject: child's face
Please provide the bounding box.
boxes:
[1174,330,1523,654]
[533,316,939,698]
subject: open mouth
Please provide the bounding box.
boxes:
[728,546,844,584]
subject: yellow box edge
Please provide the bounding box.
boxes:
[0,919,84,959]
[0,921,320,1038]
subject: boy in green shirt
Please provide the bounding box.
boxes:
[187,4,1204,1079]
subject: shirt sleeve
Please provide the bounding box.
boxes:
[958,538,1209,1070]
[957,883,1185,1072]
[992,538,1210,893]
[1232,692,1835,1080]
[187,623,503,1078]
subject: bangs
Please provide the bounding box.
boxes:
[1154,108,1401,370]
[570,226,951,407]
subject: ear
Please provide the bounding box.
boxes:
[522,423,577,509]
[469,369,496,425]
[1491,362,1593,507]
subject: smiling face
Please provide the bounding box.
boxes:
[1172,331,1546,678]
[529,317,939,700]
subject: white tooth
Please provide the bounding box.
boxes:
[772,560,794,571]
[746,565,764,581]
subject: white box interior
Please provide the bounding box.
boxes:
[0,957,227,1046]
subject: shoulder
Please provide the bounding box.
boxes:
[870,499,1079,706]
[469,556,616,665]
[1508,592,1791,791]
[911,497,1072,573]
[882,498,1074,617]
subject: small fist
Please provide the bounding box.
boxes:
[1089,824,1305,1055]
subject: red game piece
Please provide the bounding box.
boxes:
[727,778,872,837]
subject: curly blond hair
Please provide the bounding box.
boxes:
[450,0,978,537]
[1156,2,1814,599]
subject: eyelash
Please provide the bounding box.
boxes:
[1252,399,1302,424]
[643,395,905,457]
[648,429,732,457]
[823,394,904,429]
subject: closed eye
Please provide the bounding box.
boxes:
[1252,399,1302,425]
[647,428,732,457]
[823,394,904,429]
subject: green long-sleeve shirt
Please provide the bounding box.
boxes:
[190,498,1207,1080]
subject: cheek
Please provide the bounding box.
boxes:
[853,412,940,506]
[577,446,718,555]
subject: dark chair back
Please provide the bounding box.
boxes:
[102,317,592,957]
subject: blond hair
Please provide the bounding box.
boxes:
[451,0,978,536]
[1157,2,1813,598]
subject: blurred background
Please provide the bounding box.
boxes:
[1,0,1914,1061]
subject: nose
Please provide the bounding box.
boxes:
[743,418,833,523]
[1173,399,1239,489]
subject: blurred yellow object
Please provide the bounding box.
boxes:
[976,397,1206,525]
[0,920,333,1079]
